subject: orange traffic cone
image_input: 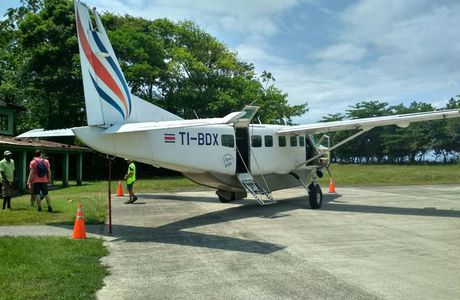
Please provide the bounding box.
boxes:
[116,180,124,196]
[328,178,336,193]
[72,204,86,239]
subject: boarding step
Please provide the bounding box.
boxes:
[237,172,276,205]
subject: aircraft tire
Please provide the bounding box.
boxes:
[308,183,322,209]
[218,195,232,203]
[217,192,237,203]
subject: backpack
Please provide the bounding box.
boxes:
[36,159,47,177]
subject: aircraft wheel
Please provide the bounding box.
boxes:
[217,191,236,203]
[308,183,322,209]
[218,195,231,203]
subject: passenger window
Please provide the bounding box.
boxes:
[290,136,297,147]
[278,136,286,147]
[299,136,305,147]
[221,134,234,148]
[264,135,273,147]
[251,135,262,147]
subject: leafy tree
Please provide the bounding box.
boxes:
[345,101,390,163]
[0,0,84,131]
[0,0,306,132]
[431,96,460,162]
[0,0,43,132]
[255,72,307,124]
[104,16,307,121]
[383,102,434,162]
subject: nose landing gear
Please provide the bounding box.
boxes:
[308,183,323,209]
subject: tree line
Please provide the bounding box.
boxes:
[0,0,458,166]
[320,99,460,163]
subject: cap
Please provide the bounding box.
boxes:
[4,150,12,156]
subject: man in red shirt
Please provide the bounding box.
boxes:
[27,150,53,212]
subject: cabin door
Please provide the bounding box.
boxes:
[235,127,250,173]
[233,105,259,174]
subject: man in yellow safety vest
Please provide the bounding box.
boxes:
[124,159,138,204]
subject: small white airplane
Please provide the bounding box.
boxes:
[18,1,460,208]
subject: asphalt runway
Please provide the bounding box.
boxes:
[96,185,460,299]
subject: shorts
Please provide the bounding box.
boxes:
[127,183,134,191]
[2,181,13,197]
[33,182,49,196]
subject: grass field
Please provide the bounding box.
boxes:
[1,165,459,226]
[0,177,200,226]
[317,164,460,186]
[0,237,108,300]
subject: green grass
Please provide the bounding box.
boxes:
[1,177,200,226]
[317,163,460,186]
[0,237,108,300]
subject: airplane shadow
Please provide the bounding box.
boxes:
[140,193,223,204]
[323,202,460,218]
[75,202,300,254]
[140,192,342,206]
[85,196,325,254]
[50,191,459,255]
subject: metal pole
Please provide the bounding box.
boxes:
[107,156,113,235]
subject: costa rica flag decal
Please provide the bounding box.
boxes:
[164,133,176,143]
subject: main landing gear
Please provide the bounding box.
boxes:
[217,192,236,203]
[216,190,247,203]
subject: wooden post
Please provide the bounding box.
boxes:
[17,150,27,192]
[62,152,69,187]
[76,152,83,186]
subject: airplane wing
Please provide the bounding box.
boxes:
[16,128,75,138]
[277,109,460,135]
[16,111,246,138]
[101,111,245,134]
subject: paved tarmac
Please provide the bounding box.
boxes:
[96,185,459,300]
[1,185,459,299]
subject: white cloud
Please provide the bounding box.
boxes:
[271,0,460,120]
[312,43,367,62]
[91,0,300,37]
[236,43,288,67]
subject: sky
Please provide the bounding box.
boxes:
[1,0,460,122]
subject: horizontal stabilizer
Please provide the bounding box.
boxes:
[102,111,246,134]
[16,128,75,138]
[278,109,460,135]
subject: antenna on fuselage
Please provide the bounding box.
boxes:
[193,110,200,119]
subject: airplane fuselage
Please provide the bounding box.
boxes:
[73,124,314,192]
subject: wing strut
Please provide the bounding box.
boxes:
[296,128,372,169]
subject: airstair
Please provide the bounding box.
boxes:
[237,172,276,205]
[233,105,276,205]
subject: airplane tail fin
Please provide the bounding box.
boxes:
[74,1,181,125]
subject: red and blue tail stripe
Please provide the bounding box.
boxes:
[89,73,126,118]
[76,11,131,120]
[90,30,132,115]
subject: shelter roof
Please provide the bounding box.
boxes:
[0,100,26,112]
[0,135,91,153]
